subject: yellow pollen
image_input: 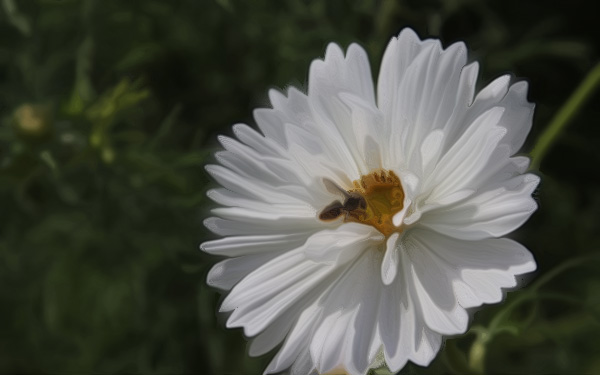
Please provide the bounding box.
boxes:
[319,169,405,237]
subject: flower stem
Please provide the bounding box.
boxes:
[466,254,600,374]
[529,253,600,292]
[530,61,600,170]
[468,331,489,374]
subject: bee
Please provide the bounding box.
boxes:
[318,178,367,221]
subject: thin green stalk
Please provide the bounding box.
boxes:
[466,254,600,375]
[530,62,600,170]
[468,331,488,374]
[529,253,600,292]
[488,253,600,332]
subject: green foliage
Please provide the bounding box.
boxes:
[0,0,599,374]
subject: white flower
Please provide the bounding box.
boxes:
[201,28,538,375]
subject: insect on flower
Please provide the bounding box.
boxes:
[318,190,367,222]
[201,28,539,375]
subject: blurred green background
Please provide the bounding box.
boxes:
[1,0,599,374]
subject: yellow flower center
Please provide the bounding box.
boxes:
[319,169,405,237]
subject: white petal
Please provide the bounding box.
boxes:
[398,42,467,163]
[423,106,506,203]
[265,86,363,182]
[381,275,442,370]
[311,308,358,374]
[310,252,382,375]
[231,123,287,158]
[265,303,322,374]
[211,206,315,222]
[220,225,380,340]
[249,305,298,357]
[410,228,536,307]
[363,135,384,173]
[205,164,308,205]
[468,77,533,155]
[411,327,443,367]
[456,62,479,106]
[207,189,316,218]
[216,136,310,188]
[421,174,540,240]
[497,81,535,153]
[402,238,469,335]
[206,210,322,240]
[378,278,404,369]
[204,217,290,236]
[253,107,290,147]
[443,75,534,156]
[377,29,468,171]
[201,232,314,257]
[419,129,445,176]
[381,232,400,285]
[377,29,434,144]
[207,252,284,290]
[306,43,381,176]
[290,347,319,375]
[338,92,387,169]
[222,248,333,337]
[303,223,383,265]
[309,43,375,107]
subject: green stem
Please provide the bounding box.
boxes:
[468,331,489,374]
[465,254,600,374]
[530,61,600,170]
[488,253,600,332]
[530,253,600,292]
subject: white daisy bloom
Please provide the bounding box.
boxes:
[201,28,538,375]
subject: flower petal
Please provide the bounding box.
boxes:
[379,279,443,370]
[422,106,507,204]
[222,248,334,337]
[221,225,380,339]
[265,303,322,374]
[309,43,376,109]
[310,252,382,375]
[248,305,299,357]
[306,43,381,177]
[303,223,383,265]
[402,237,469,335]
[497,81,535,153]
[207,252,285,290]
[381,232,400,285]
[377,29,468,171]
[201,232,314,257]
[205,164,309,205]
[261,86,364,182]
[421,174,540,240]
[377,275,404,369]
[409,228,536,307]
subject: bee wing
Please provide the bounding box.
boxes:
[318,200,344,221]
[322,178,350,199]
